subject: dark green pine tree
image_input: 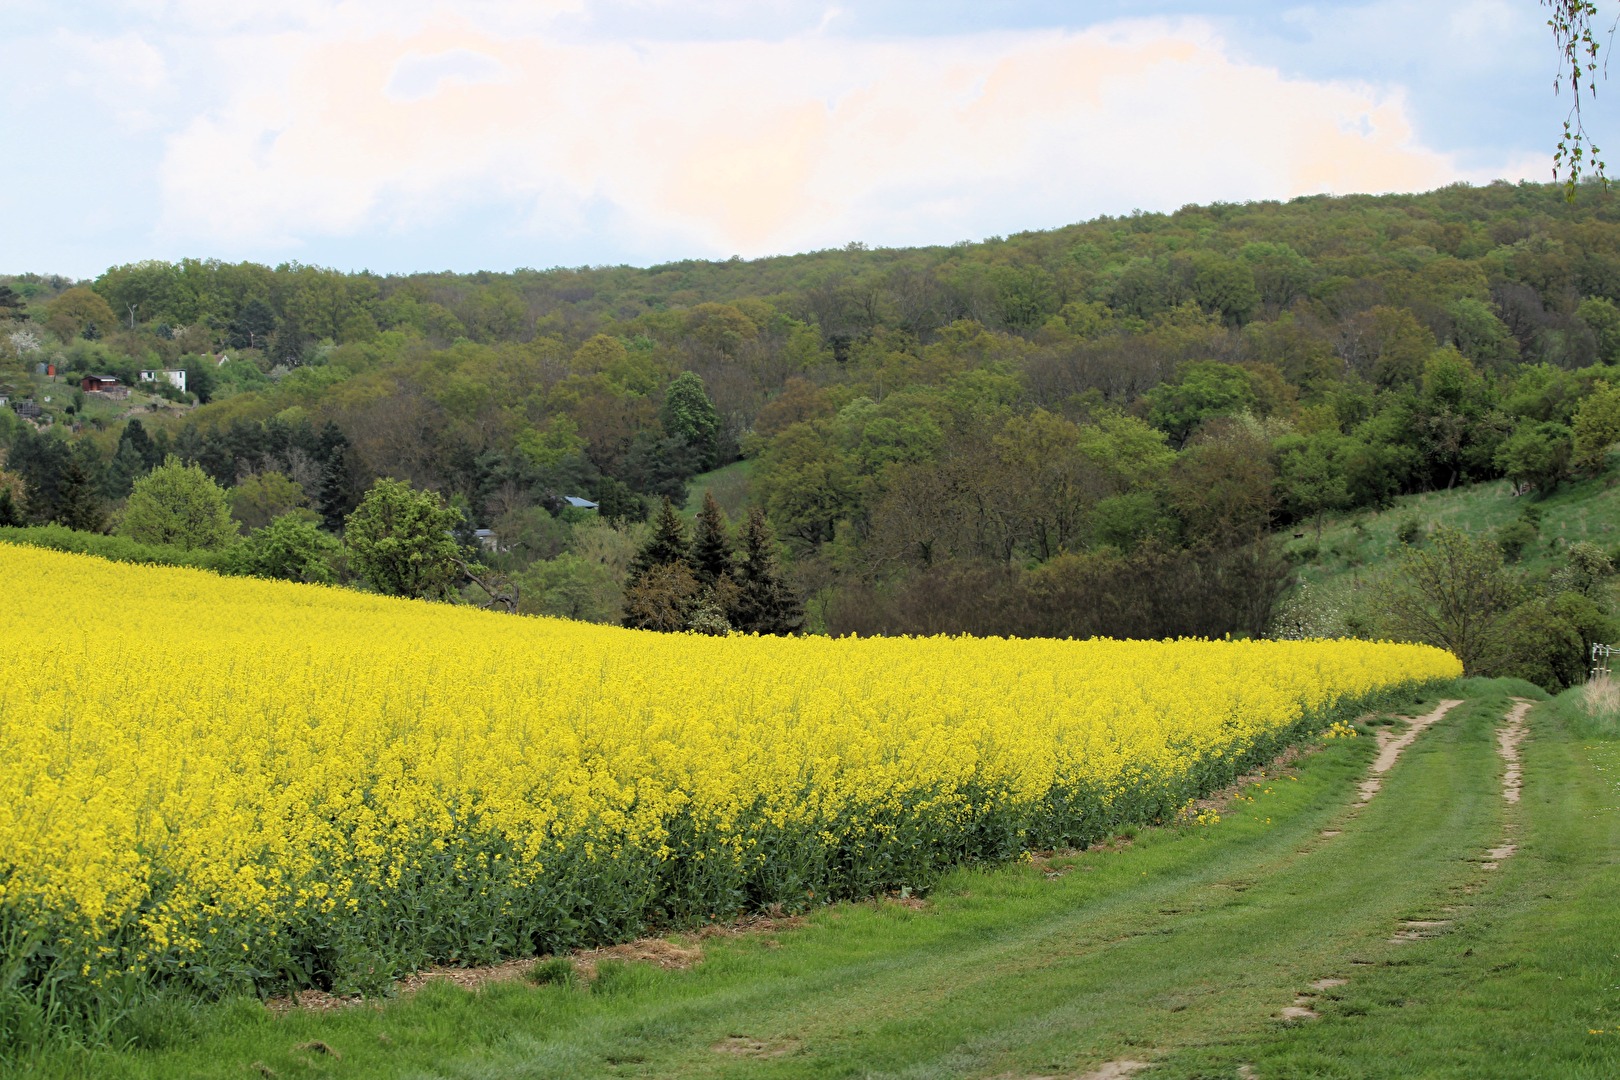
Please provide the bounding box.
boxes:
[56,450,107,533]
[691,491,733,585]
[316,422,354,531]
[628,497,692,583]
[123,418,160,468]
[733,507,803,635]
[0,486,23,527]
[103,419,158,500]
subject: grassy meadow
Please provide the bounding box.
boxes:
[1287,471,1620,589]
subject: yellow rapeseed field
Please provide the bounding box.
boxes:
[0,544,1458,1024]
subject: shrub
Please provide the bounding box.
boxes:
[1494,518,1539,562]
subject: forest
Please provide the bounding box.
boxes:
[2,179,1619,657]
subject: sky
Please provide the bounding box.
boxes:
[0,1,1603,278]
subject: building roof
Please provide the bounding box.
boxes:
[564,496,600,509]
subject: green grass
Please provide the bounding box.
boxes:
[683,460,755,521]
[1287,471,1620,593]
[1174,682,1620,1078]
[20,678,1620,1078]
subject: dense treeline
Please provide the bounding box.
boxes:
[3,179,1620,636]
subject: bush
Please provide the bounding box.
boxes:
[221,514,340,584]
[1396,517,1424,545]
[1494,518,1539,562]
[1499,598,1587,691]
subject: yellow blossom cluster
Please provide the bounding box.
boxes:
[0,545,1458,1018]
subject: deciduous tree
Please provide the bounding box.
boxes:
[121,455,235,550]
[1382,525,1521,675]
[343,478,464,599]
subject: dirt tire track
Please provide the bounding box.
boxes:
[1355,699,1465,804]
[1483,698,1532,870]
[1498,698,1531,804]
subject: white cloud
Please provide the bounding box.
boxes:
[50,29,171,131]
[385,49,509,102]
[108,0,585,35]
[153,14,1507,261]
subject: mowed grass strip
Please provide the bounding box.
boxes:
[22,683,1584,1080]
[1171,685,1620,1080]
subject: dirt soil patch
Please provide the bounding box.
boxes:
[574,937,703,978]
[1356,700,1464,804]
[711,1035,798,1057]
[1499,698,1531,804]
[1480,697,1533,872]
[1075,1061,1154,1080]
[268,913,806,1013]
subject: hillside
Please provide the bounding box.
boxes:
[1279,461,1620,653]
[3,179,1620,646]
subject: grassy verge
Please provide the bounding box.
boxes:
[1166,680,1620,1078]
[682,459,755,520]
[26,682,1589,1079]
[1286,472,1620,592]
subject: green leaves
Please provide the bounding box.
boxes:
[121,455,237,551]
[342,479,464,600]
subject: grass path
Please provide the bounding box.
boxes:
[25,680,1620,1079]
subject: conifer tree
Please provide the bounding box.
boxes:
[623,498,699,630]
[104,419,157,500]
[0,478,25,528]
[733,506,803,635]
[691,491,733,585]
[627,497,691,583]
[316,422,355,531]
[56,452,107,534]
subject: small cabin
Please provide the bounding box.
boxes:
[81,375,120,393]
[563,496,600,511]
[139,369,188,394]
[473,528,500,552]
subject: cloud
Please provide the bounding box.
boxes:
[50,29,171,131]
[385,49,508,102]
[155,15,1491,261]
[108,0,585,35]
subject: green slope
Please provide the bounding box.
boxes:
[1282,469,1620,608]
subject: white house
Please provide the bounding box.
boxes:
[139,369,188,394]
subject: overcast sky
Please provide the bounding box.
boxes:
[1,1,1598,278]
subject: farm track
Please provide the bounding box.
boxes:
[476,696,1508,1079]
